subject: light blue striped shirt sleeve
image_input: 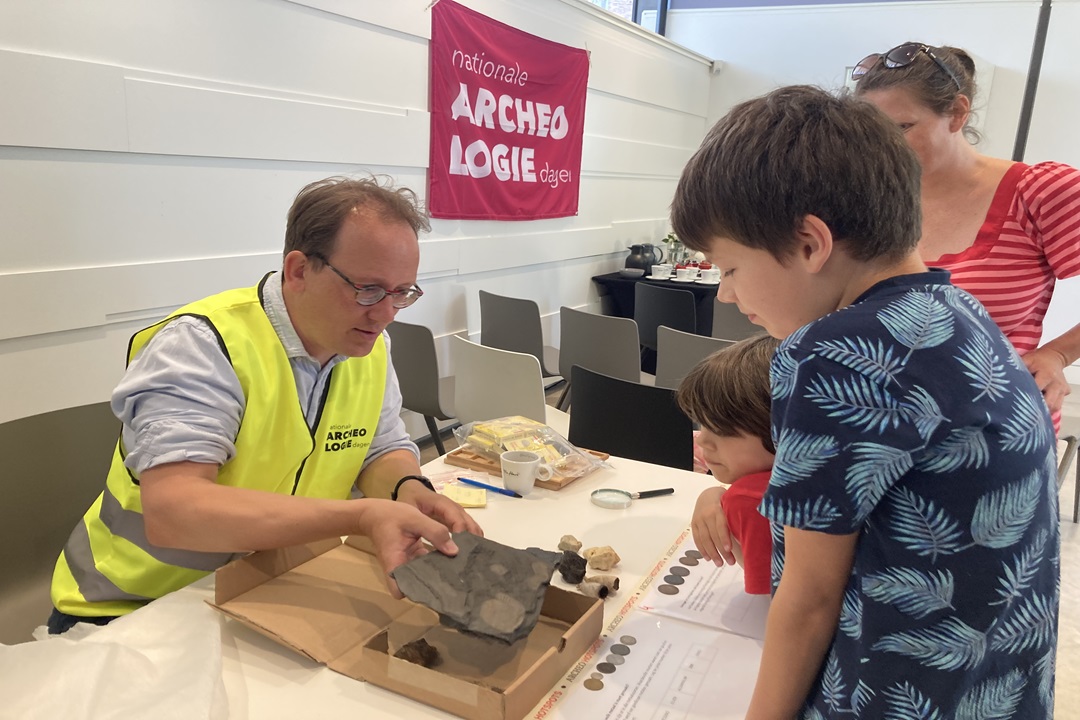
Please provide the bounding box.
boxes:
[115,272,418,476]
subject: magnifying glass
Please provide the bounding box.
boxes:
[590,487,675,509]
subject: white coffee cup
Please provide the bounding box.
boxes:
[675,267,692,281]
[650,264,670,279]
[702,268,721,283]
[500,450,553,496]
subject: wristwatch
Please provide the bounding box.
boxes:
[391,474,435,501]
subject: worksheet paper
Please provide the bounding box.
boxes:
[545,612,763,720]
[539,534,770,720]
[636,536,770,641]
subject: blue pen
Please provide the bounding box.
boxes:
[456,477,522,498]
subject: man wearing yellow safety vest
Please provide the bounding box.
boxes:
[48,176,481,633]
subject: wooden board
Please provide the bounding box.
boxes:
[443,447,610,491]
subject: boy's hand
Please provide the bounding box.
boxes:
[692,486,736,566]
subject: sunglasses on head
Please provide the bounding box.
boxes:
[851,42,962,91]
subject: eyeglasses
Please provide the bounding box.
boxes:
[310,253,423,309]
[851,42,962,91]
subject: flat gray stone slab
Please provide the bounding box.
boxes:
[390,532,560,644]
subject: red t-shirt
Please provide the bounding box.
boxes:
[720,470,772,595]
[930,161,1080,433]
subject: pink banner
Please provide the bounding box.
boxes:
[428,0,589,220]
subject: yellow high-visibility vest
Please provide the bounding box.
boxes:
[52,278,386,617]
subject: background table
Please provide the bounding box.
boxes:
[591,271,717,337]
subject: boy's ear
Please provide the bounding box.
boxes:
[794,214,834,273]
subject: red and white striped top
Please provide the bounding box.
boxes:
[930,161,1080,355]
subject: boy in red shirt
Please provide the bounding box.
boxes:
[676,334,779,594]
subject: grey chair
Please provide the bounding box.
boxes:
[0,402,119,644]
[634,282,697,351]
[478,290,561,380]
[450,336,548,424]
[386,321,456,456]
[568,366,695,470]
[711,298,761,341]
[655,325,736,390]
[557,307,650,410]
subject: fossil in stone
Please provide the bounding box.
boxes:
[390,532,560,644]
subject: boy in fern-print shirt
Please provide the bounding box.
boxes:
[670,86,1059,719]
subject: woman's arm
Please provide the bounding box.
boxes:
[745,527,858,719]
[1027,321,1080,414]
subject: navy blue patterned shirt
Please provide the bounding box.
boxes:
[761,270,1059,719]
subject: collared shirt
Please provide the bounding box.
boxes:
[113,271,418,477]
[763,270,1058,719]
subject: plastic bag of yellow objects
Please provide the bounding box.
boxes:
[452,415,605,479]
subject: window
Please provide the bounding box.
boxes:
[585,0,634,22]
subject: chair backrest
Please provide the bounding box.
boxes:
[655,325,735,390]
[0,402,119,643]
[711,298,760,341]
[386,321,453,420]
[568,366,694,470]
[633,282,697,351]
[558,307,641,384]
[479,290,555,375]
[450,336,547,424]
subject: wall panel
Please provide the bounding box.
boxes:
[0,0,714,425]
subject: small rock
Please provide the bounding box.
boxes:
[557,534,583,553]
[556,550,587,584]
[577,581,609,599]
[394,638,441,668]
[585,574,620,594]
[583,546,621,571]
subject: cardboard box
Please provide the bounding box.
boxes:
[212,536,603,720]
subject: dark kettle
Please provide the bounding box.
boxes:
[624,243,664,270]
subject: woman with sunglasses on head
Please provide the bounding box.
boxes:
[854,42,1080,431]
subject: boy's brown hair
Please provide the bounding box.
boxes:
[676,333,780,453]
[670,85,921,265]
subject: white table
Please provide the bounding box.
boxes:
[213,453,717,718]
[2,448,718,720]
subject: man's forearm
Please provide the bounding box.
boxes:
[356,448,425,499]
[141,464,368,553]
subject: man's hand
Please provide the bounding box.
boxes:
[1023,345,1071,414]
[691,486,736,566]
[396,479,484,537]
[356,498,461,597]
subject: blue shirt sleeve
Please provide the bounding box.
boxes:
[115,319,417,476]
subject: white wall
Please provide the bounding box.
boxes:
[0,0,716,425]
[665,0,1080,381]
